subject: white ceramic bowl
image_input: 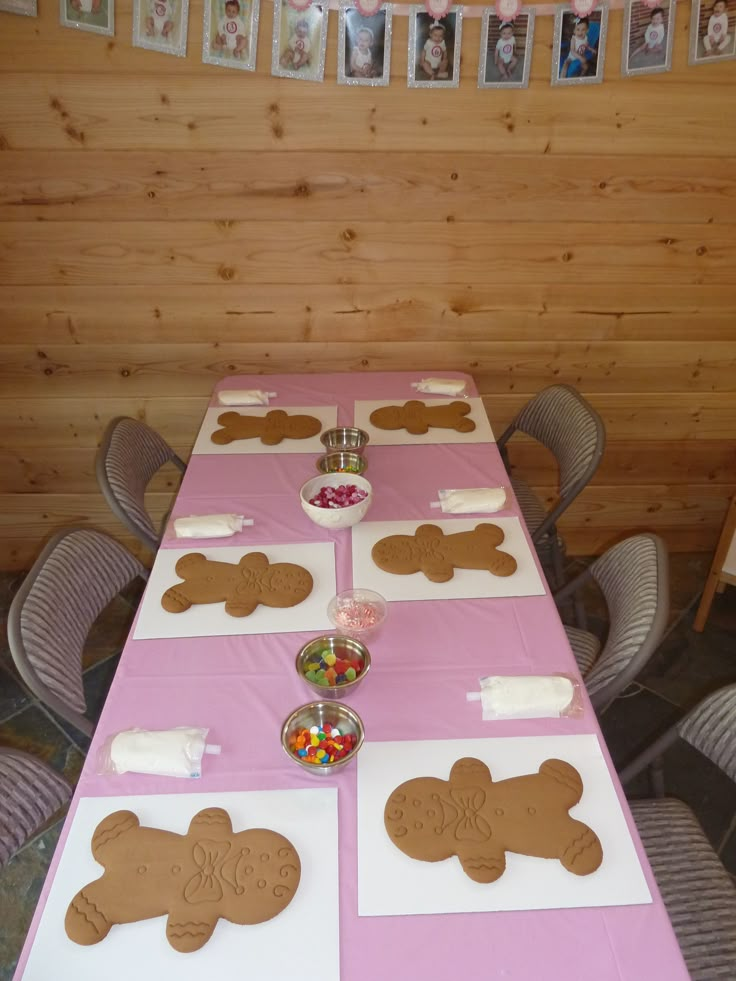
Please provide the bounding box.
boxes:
[299,473,373,530]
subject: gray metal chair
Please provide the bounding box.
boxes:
[7,528,149,737]
[0,748,72,868]
[620,685,736,979]
[96,417,186,552]
[497,385,606,588]
[554,534,669,711]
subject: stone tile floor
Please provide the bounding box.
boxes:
[0,556,734,979]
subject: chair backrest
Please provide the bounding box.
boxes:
[498,385,605,540]
[678,685,736,783]
[620,682,736,789]
[0,748,72,867]
[583,534,669,709]
[96,417,186,552]
[7,528,148,737]
[500,385,605,500]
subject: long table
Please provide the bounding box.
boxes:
[15,371,688,980]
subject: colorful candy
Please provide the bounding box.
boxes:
[308,484,368,510]
[291,724,356,765]
[303,645,365,688]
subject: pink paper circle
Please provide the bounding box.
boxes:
[425,0,452,17]
[571,0,597,16]
[287,0,312,10]
[640,0,661,6]
[495,0,522,22]
[355,0,381,13]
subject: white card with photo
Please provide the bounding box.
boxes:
[478,9,535,89]
[133,542,335,639]
[0,0,37,15]
[353,397,495,446]
[408,6,462,88]
[551,4,609,86]
[21,788,339,981]
[351,517,546,601]
[133,0,189,56]
[191,405,338,455]
[202,0,260,71]
[689,0,736,64]
[271,0,329,81]
[622,0,675,77]
[338,3,392,86]
[357,734,652,917]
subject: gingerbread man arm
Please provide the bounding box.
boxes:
[238,552,269,573]
[449,757,493,788]
[91,810,141,862]
[538,759,584,808]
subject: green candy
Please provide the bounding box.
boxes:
[305,670,317,682]
[345,667,357,682]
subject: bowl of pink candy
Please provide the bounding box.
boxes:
[327,588,388,640]
[299,473,373,530]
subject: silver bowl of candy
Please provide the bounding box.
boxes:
[281,700,365,773]
[316,451,368,477]
[320,427,369,455]
[327,588,387,641]
[295,634,371,699]
[299,474,372,530]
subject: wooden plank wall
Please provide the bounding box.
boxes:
[1,1,735,569]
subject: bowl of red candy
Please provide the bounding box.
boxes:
[299,473,372,530]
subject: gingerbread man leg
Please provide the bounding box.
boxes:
[457,841,507,883]
[166,907,220,953]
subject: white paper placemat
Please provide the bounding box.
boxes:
[191,405,338,455]
[351,517,546,601]
[353,398,495,445]
[21,788,339,981]
[357,735,651,917]
[133,542,335,640]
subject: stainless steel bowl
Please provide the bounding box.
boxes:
[281,701,365,774]
[316,451,368,476]
[320,427,370,455]
[295,634,371,700]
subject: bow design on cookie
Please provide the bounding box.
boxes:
[449,788,492,842]
[184,840,232,903]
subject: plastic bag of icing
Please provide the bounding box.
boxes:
[97,727,221,778]
[217,389,276,406]
[411,378,468,397]
[435,488,507,514]
[466,675,583,720]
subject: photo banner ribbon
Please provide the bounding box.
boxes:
[424,0,452,18]
[287,0,312,10]
[571,0,597,16]
[495,0,522,22]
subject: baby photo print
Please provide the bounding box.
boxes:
[552,4,609,86]
[622,0,674,77]
[338,4,392,86]
[408,8,463,88]
[478,9,535,89]
[690,0,736,63]
[272,0,328,81]
[133,0,189,57]
[0,0,37,16]
[203,0,259,70]
[60,0,114,36]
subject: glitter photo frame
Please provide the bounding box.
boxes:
[133,0,189,57]
[203,0,259,70]
[338,3,392,87]
[272,0,329,82]
[408,6,463,89]
[478,9,535,89]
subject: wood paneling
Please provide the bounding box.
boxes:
[3,152,736,224]
[0,0,734,568]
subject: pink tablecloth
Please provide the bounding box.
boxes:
[15,371,688,981]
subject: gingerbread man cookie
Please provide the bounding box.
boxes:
[385,757,603,883]
[369,400,475,435]
[161,551,313,617]
[211,410,322,446]
[371,523,517,582]
[65,808,301,952]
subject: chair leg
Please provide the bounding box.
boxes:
[650,755,666,798]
